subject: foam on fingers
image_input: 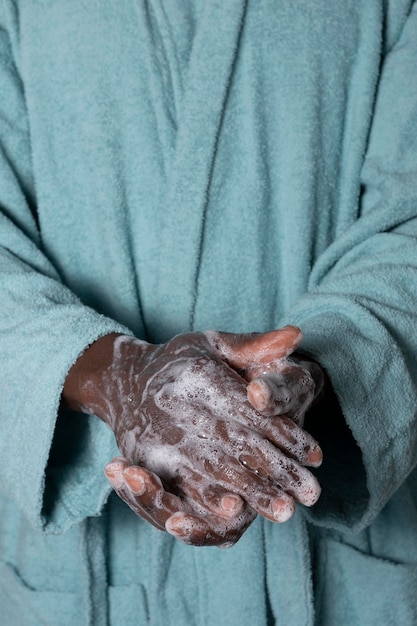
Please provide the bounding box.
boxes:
[204,326,303,369]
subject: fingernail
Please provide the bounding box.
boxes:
[123,468,145,495]
[272,497,295,522]
[166,513,194,536]
[220,494,243,515]
[308,448,322,466]
[104,467,124,489]
[247,379,269,412]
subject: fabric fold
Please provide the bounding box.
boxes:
[148,0,248,341]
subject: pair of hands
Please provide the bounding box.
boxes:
[64,326,324,547]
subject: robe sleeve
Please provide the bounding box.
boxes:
[0,5,132,533]
[288,3,417,532]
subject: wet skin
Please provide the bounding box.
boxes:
[64,326,324,547]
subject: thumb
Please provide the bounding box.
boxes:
[204,326,303,370]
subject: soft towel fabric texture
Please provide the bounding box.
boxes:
[1,0,417,624]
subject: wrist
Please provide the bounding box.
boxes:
[62,334,152,422]
[63,333,124,414]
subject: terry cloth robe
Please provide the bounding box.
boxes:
[1,0,417,624]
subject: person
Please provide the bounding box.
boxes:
[1,1,417,624]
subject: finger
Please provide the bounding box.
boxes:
[163,465,245,520]
[201,484,245,519]
[235,444,321,507]
[165,509,255,548]
[248,373,293,414]
[104,459,163,529]
[204,326,303,369]
[259,415,323,467]
[200,453,313,522]
[182,412,322,510]
[159,458,296,525]
[216,433,322,507]
[105,460,184,530]
[105,461,255,547]
[104,456,131,491]
[105,458,167,529]
[247,368,315,424]
[226,401,322,467]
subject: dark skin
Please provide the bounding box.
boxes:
[63,325,325,547]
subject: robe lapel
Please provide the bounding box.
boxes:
[149,0,248,341]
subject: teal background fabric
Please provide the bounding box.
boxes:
[1,0,417,623]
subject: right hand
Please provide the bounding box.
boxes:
[63,328,322,546]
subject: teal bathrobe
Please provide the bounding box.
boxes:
[1,0,417,624]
